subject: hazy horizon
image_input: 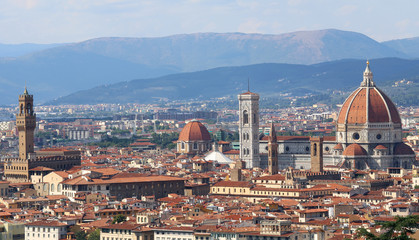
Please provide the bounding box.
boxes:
[1,0,418,44]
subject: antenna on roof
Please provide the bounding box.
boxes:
[247,78,250,92]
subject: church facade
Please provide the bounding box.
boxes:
[252,62,415,170]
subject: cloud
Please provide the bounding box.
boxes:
[336,5,357,16]
[238,19,264,33]
[395,19,410,30]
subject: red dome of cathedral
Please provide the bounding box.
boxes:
[394,143,415,155]
[178,120,211,141]
[337,62,401,125]
[342,143,367,156]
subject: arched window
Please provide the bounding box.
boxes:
[193,142,198,149]
[26,103,32,115]
[20,104,23,114]
[51,183,55,192]
[57,184,61,192]
[181,142,185,149]
[243,110,249,124]
[43,184,47,192]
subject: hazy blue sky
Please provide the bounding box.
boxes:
[0,0,418,43]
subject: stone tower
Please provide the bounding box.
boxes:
[17,87,36,160]
[310,137,323,172]
[268,122,278,175]
[231,160,244,181]
[238,90,260,168]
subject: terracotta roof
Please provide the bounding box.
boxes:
[178,120,211,141]
[337,75,401,125]
[394,143,415,155]
[342,143,367,156]
[30,166,54,171]
[254,174,285,181]
[213,181,253,188]
[25,220,68,227]
[333,143,343,150]
[240,91,259,96]
[374,145,388,150]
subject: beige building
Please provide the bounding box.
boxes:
[25,220,68,240]
[100,223,153,240]
[0,221,25,240]
[211,181,333,203]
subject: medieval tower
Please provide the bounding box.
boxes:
[4,89,82,183]
[238,90,260,168]
[310,136,324,172]
[17,88,36,160]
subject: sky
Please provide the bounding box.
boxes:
[0,0,418,44]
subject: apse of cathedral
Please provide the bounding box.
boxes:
[4,88,81,183]
[256,62,415,171]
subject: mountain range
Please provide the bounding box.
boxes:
[48,58,419,106]
[1,29,419,105]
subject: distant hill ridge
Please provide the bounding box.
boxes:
[1,29,419,104]
[48,58,419,106]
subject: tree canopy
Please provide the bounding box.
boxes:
[356,215,419,240]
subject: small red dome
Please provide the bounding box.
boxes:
[178,120,211,142]
[394,143,415,155]
[343,143,367,156]
[333,143,343,150]
[374,145,388,150]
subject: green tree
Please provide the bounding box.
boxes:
[112,214,127,224]
[356,215,419,240]
[75,230,88,240]
[88,229,100,240]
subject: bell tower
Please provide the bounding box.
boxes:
[16,87,36,160]
[238,90,260,169]
[268,122,278,175]
[310,137,323,173]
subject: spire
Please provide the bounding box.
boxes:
[361,60,374,87]
[24,80,29,95]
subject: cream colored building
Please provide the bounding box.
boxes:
[25,220,68,240]
[0,221,25,240]
[100,224,153,240]
[43,171,68,195]
[211,181,332,203]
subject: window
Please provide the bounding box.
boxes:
[51,183,55,192]
[243,110,249,124]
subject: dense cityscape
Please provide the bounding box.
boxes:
[2,1,419,240]
[0,63,415,240]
